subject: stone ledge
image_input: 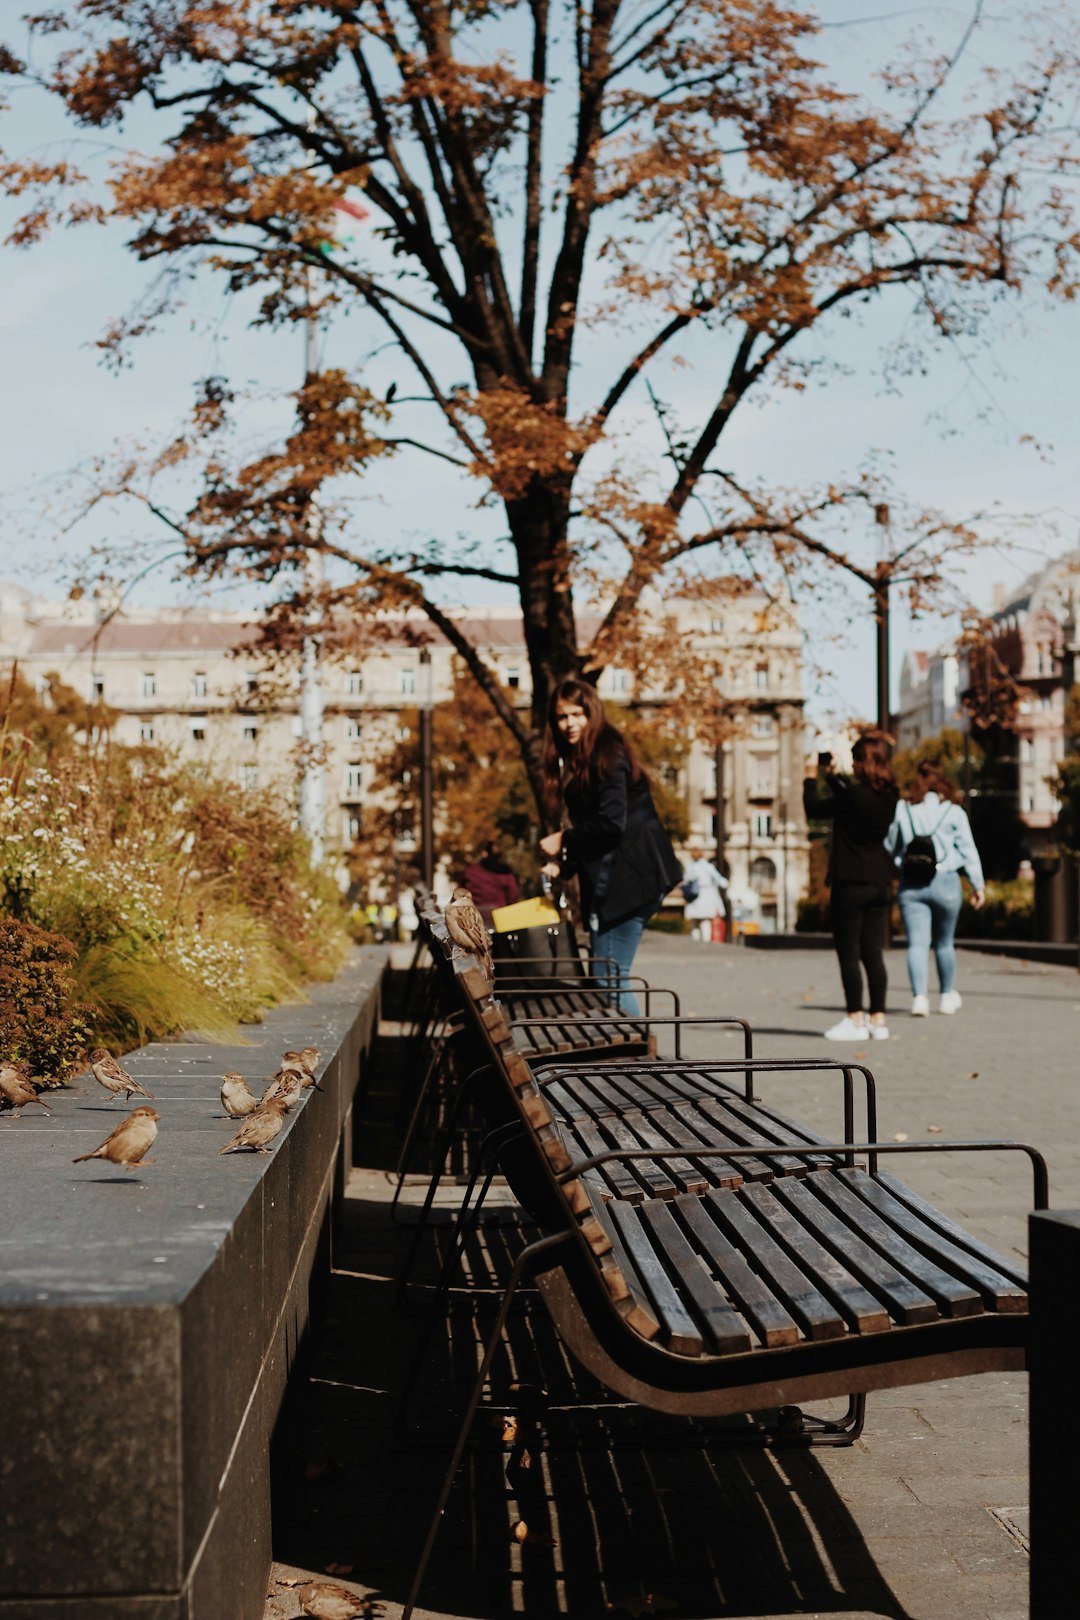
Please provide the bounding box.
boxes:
[0,947,387,1619]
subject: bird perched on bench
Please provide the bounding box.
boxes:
[220,1071,258,1118]
[0,1062,51,1113]
[90,1047,156,1103]
[219,1093,289,1154]
[445,885,494,981]
[73,1106,159,1169]
[282,1046,322,1089]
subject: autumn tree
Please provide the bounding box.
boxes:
[4,0,1080,814]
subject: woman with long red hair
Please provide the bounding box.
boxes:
[804,730,899,1040]
[538,678,683,1013]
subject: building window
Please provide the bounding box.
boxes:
[710,616,724,633]
[753,811,773,839]
[191,672,208,698]
[242,722,258,743]
[190,716,207,742]
[139,722,155,744]
[91,672,105,701]
[754,663,769,691]
[244,670,259,698]
[751,713,774,737]
[400,668,416,696]
[345,761,363,796]
[345,718,362,742]
[609,668,629,693]
[397,725,410,741]
[240,765,258,791]
[141,672,156,699]
[506,667,521,690]
[1020,737,1033,763]
[345,670,363,696]
[749,856,777,894]
[343,809,361,843]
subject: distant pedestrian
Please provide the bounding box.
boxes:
[804,731,899,1042]
[459,840,520,925]
[886,760,985,1016]
[538,678,682,1013]
[681,846,729,941]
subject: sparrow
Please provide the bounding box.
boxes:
[73,1106,159,1169]
[218,1094,289,1154]
[282,1046,323,1089]
[445,885,493,980]
[261,1067,303,1110]
[89,1047,156,1103]
[298,1580,370,1619]
[0,1064,51,1113]
[220,1071,258,1117]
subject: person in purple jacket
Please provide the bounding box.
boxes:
[459,840,520,925]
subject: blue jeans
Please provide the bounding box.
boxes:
[898,870,963,996]
[589,902,656,1015]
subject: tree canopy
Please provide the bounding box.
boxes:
[4,0,1080,809]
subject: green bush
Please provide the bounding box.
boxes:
[0,916,95,1082]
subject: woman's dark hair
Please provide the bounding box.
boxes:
[851,729,897,794]
[541,677,645,808]
[908,758,961,805]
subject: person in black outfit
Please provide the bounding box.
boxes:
[538,678,683,1014]
[803,731,899,1041]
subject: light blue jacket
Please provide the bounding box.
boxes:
[885,792,985,892]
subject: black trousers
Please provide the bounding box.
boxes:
[830,880,890,1015]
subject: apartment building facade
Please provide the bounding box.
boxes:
[0,581,810,925]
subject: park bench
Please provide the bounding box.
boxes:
[400,943,1046,1620]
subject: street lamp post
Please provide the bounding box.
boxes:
[418,649,435,889]
[873,504,892,733]
[297,270,326,864]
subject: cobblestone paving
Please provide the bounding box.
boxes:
[265,941,1077,1620]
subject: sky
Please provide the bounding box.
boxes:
[1,0,1078,724]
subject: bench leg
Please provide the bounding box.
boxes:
[776,1392,866,1446]
[393,1060,492,1252]
[402,1233,572,1620]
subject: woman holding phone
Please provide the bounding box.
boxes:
[538,678,682,1013]
[804,731,899,1041]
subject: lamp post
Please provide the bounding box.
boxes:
[418,648,435,889]
[297,267,326,864]
[873,504,892,733]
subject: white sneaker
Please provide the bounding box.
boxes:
[911,995,930,1017]
[939,991,962,1015]
[869,1022,890,1041]
[824,1016,868,1041]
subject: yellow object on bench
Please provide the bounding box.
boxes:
[491,895,560,933]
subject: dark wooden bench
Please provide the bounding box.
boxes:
[401,946,1046,1620]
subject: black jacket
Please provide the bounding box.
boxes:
[561,750,683,927]
[803,772,898,887]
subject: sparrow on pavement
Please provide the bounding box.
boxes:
[261,1067,303,1110]
[445,885,494,980]
[298,1580,370,1619]
[73,1106,159,1169]
[282,1046,322,1088]
[220,1071,258,1117]
[219,1094,289,1154]
[0,1064,51,1113]
[89,1047,156,1103]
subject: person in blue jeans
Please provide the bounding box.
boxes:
[885,759,986,1016]
[538,678,683,1014]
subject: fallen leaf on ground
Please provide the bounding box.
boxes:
[501,1415,519,1444]
[926,1125,942,1133]
[967,1071,979,1079]
[511,1520,556,1545]
[893,1132,909,1142]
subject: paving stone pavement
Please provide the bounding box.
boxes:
[265,940,1077,1620]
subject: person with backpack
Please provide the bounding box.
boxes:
[886,759,985,1016]
[803,731,899,1041]
[681,846,729,941]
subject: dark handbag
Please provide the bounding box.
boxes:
[491,919,581,981]
[901,803,950,889]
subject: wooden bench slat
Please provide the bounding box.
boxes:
[638,1200,754,1355]
[604,1200,705,1356]
[840,1169,1028,1309]
[740,1183,892,1333]
[596,1112,679,1199]
[672,1195,801,1349]
[562,1116,644,1202]
[809,1173,983,1318]
[702,1190,848,1341]
[771,1179,942,1326]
